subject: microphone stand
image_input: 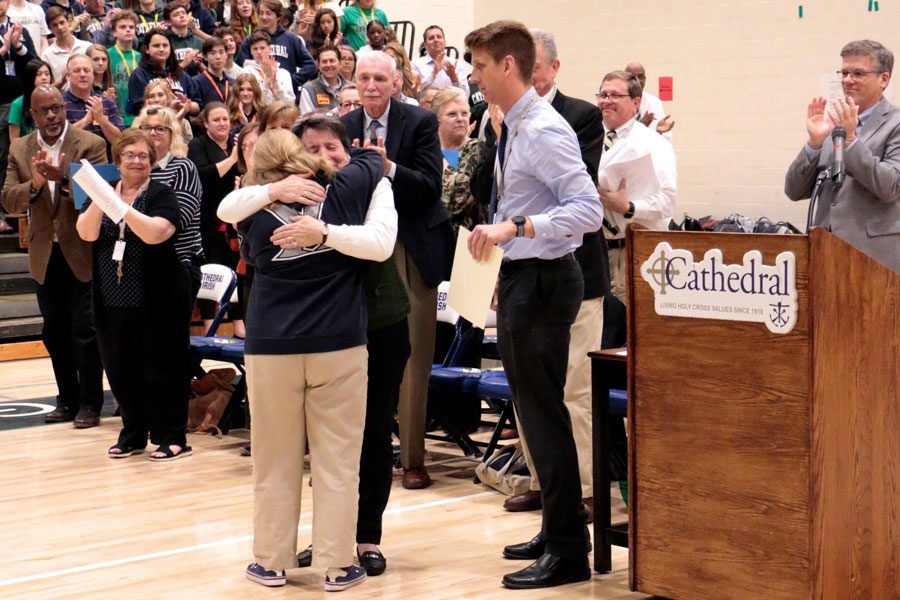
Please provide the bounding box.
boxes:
[806,167,831,232]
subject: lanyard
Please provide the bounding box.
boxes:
[244,23,252,36]
[494,96,539,203]
[139,13,159,28]
[359,6,376,25]
[203,71,229,102]
[113,45,137,77]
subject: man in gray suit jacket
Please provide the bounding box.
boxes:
[785,39,900,273]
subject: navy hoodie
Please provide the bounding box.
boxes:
[127,67,199,115]
[187,0,216,35]
[235,26,317,96]
[238,148,382,355]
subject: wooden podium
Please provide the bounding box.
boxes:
[625,228,899,600]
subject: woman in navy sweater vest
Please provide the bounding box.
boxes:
[239,128,381,593]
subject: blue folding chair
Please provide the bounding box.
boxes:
[425,282,490,456]
[189,264,246,433]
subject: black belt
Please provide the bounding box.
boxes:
[500,253,575,274]
[607,238,626,250]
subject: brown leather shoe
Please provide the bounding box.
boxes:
[581,497,594,524]
[45,406,77,423]
[73,406,100,429]
[401,466,433,489]
[499,427,519,440]
[503,489,543,512]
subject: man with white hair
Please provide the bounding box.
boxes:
[341,51,454,493]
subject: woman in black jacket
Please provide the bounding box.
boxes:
[188,102,244,335]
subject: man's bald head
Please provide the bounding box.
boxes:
[32,84,63,105]
[30,85,66,142]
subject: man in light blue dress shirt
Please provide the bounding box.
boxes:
[465,20,604,590]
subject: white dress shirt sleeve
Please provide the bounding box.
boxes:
[327,178,397,261]
[217,184,270,224]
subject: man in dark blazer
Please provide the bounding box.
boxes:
[342,51,455,490]
[500,29,612,518]
[785,39,900,274]
[2,85,107,427]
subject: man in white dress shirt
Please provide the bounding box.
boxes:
[411,25,468,92]
[597,69,676,302]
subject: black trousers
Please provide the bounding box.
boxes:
[94,268,192,449]
[356,317,411,545]
[33,244,103,411]
[497,255,589,559]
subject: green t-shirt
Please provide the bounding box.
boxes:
[340,5,389,51]
[8,96,31,136]
[108,45,140,127]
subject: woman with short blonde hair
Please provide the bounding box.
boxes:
[133,106,203,284]
[142,78,193,141]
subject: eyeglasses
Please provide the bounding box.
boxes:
[340,56,356,63]
[139,125,171,135]
[443,110,470,120]
[120,151,151,162]
[595,92,630,101]
[32,103,65,116]
[340,101,361,110]
[836,69,881,80]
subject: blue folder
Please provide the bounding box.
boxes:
[69,163,120,210]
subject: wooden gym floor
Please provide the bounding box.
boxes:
[0,356,644,600]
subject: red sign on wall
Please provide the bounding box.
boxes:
[659,77,673,101]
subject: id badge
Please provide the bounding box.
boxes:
[112,240,126,262]
[5,61,15,76]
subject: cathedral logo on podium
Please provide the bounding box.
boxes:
[640,242,798,334]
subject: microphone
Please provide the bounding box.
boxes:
[831,126,846,188]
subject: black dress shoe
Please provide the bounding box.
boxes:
[358,549,386,576]
[502,532,546,560]
[297,544,312,568]
[45,406,77,423]
[501,553,591,589]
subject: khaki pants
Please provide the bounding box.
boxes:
[608,246,627,304]
[247,346,368,571]
[520,297,603,497]
[394,241,437,469]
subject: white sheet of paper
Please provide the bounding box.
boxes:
[598,151,659,233]
[447,227,503,329]
[820,72,845,110]
[71,159,129,223]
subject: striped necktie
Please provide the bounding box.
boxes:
[368,119,381,145]
[601,129,620,237]
[604,129,617,152]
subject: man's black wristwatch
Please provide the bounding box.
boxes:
[623,201,635,219]
[512,215,526,237]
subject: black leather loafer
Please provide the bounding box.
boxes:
[358,549,386,576]
[296,544,312,568]
[502,532,546,560]
[501,553,591,589]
